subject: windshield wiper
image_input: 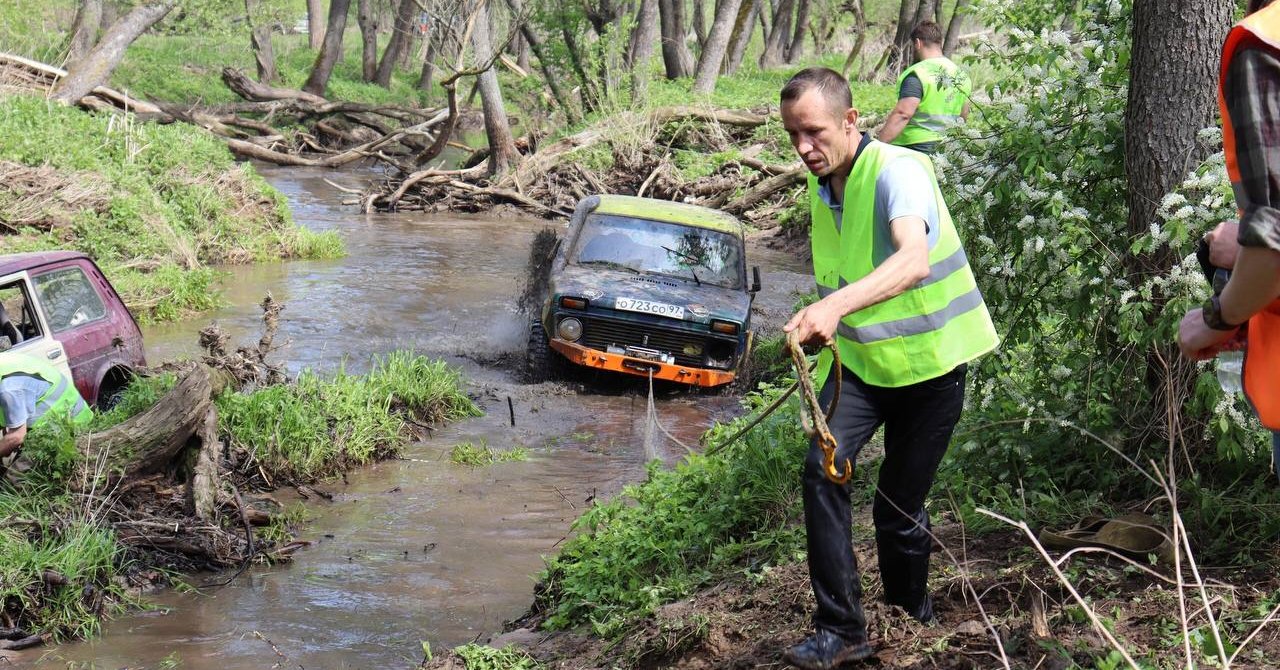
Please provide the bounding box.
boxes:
[661,245,704,286]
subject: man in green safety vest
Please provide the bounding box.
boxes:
[778,67,998,668]
[0,354,92,466]
[877,21,971,155]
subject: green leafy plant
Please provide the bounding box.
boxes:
[452,643,542,670]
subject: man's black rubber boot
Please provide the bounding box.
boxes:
[783,629,874,670]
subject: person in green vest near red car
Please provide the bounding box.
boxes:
[878,21,972,155]
[778,67,998,669]
[0,354,92,468]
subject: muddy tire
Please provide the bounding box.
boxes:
[526,317,558,383]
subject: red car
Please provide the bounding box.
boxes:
[0,251,147,407]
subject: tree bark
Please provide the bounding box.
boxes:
[885,0,918,73]
[722,0,758,75]
[51,1,175,105]
[785,0,809,63]
[244,0,278,83]
[630,0,661,102]
[307,0,326,49]
[357,0,379,81]
[840,0,867,77]
[374,0,417,87]
[472,1,519,176]
[692,0,708,47]
[303,0,352,96]
[692,0,743,94]
[418,38,437,96]
[221,67,328,103]
[758,0,793,69]
[67,0,103,66]
[942,0,968,56]
[658,0,695,78]
[1125,0,1233,436]
[1125,0,1232,247]
[513,32,530,72]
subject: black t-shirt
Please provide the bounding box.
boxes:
[898,73,924,100]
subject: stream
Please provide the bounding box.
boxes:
[33,164,812,669]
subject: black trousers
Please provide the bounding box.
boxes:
[803,363,966,643]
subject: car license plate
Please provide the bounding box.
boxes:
[614,297,685,320]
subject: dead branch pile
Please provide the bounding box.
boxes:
[0,161,109,233]
[365,106,809,227]
[199,294,287,390]
[1,53,455,171]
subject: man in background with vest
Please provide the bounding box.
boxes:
[778,67,998,669]
[1177,0,1280,474]
[1,354,92,469]
[877,21,971,155]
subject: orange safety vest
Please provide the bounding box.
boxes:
[1221,1,1280,430]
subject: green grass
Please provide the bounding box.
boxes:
[217,352,480,482]
[0,94,344,322]
[452,643,543,670]
[448,441,529,466]
[536,382,816,637]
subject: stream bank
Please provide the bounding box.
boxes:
[28,163,814,668]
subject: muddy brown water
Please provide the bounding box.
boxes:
[32,165,812,669]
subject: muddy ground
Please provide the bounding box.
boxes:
[435,513,1280,669]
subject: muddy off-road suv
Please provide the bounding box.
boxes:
[528,195,760,388]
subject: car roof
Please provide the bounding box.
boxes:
[0,251,89,278]
[591,195,746,236]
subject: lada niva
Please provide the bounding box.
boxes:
[0,251,147,407]
[528,195,760,388]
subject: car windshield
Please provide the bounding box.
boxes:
[572,213,744,289]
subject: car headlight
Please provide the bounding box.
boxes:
[557,317,583,342]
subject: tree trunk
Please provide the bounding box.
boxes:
[658,0,695,78]
[472,1,519,176]
[693,0,708,47]
[244,0,278,83]
[303,0,352,96]
[307,0,326,49]
[630,0,660,102]
[840,0,867,77]
[514,32,530,72]
[785,0,809,63]
[1125,0,1232,246]
[1125,0,1233,435]
[418,38,437,96]
[910,0,934,30]
[506,0,581,123]
[758,0,772,34]
[942,0,968,56]
[692,0,743,94]
[758,0,793,69]
[66,0,103,66]
[357,0,379,81]
[722,0,759,75]
[374,0,417,87]
[51,1,175,105]
[885,0,917,73]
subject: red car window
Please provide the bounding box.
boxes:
[32,267,108,333]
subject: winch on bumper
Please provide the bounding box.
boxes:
[547,337,739,387]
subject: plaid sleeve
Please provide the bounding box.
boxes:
[1226,46,1280,252]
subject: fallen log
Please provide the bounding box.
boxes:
[221,67,327,105]
[78,365,212,488]
[650,105,772,128]
[0,52,162,114]
[723,166,806,214]
[188,407,220,522]
[0,634,45,651]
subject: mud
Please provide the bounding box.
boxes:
[29,164,814,669]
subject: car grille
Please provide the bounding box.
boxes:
[580,316,710,368]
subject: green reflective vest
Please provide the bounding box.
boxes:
[809,141,998,388]
[893,56,971,148]
[0,355,92,428]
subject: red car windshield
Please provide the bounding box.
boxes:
[572,213,744,289]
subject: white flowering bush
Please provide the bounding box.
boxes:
[937,0,1268,499]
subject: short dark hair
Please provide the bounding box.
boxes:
[910,21,944,46]
[1248,0,1277,14]
[780,67,852,113]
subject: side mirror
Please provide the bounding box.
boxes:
[750,266,762,293]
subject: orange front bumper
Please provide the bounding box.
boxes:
[549,339,736,387]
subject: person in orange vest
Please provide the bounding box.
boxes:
[1178,0,1280,472]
